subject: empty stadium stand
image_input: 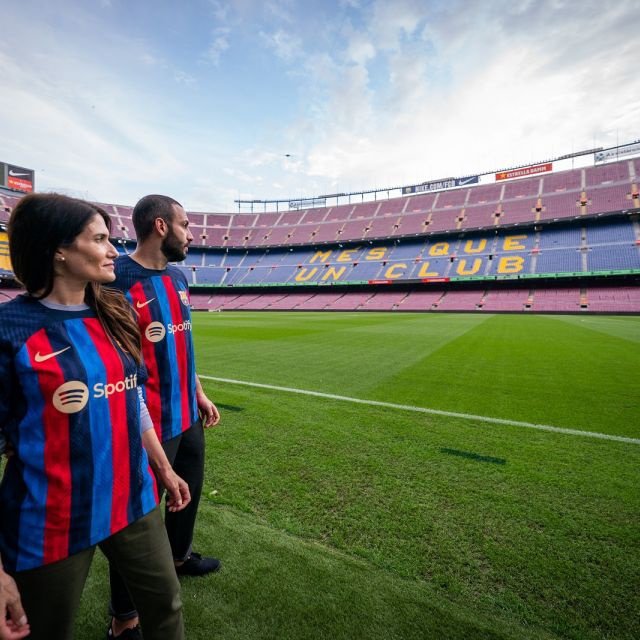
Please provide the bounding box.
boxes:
[163,218,638,287]
[1,156,639,313]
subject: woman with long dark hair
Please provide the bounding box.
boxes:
[0,193,190,640]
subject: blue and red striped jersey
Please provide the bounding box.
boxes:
[111,256,198,443]
[0,295,158,573]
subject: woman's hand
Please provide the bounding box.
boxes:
[141,429,191,511]
[156,468,191,513]
[0,568,30,639]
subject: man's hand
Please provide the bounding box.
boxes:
[195,377,220,428]
[0,568,30,639]
[197,392,220,428]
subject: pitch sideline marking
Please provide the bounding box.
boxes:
[199,375,640,445]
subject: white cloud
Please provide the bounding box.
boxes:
[185,177,240,212]
[140,52,159,66]
[174,71,197,85]
[344,31,376,65]
[264,0,294,24]
[260,29,302,62]
[208,0,230,23]
[223,167,264,184]
[243,150,281,168]
[205,27,231,65]
[368,0,426,51]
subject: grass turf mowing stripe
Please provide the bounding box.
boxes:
[200,374,640,445]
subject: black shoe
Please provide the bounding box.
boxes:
[175,552,222,576]
[107,623,143,639]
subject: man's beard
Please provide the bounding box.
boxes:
[161,231,187,262]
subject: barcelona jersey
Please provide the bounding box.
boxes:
[0,296,158,572]
[111,256,198,443]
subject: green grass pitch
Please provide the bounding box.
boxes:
[77,312,640,639]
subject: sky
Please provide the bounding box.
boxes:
[1,0,639,211]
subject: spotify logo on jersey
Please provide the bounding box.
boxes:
[52,374,139,414]
[53,381,90,414]
[145,321,167,343]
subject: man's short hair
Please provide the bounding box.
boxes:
[132,194,182,241]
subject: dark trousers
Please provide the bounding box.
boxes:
[13,508,184,640]
[109,420,205,620]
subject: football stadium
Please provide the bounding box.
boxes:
[2,1,640,639]
[0,145,639,640]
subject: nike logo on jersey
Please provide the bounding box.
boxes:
[34,346,71,362]
[136,298,156,309]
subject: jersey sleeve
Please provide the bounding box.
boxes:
[137,387,154,434]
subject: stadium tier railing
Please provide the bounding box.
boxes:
[182,285,640,313]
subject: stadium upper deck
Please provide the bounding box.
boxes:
[0,158,638,249]
[111,157,639,248]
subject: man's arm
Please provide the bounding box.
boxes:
[195,376,220,428]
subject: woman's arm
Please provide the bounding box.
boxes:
[141,428,191,512]
[0,560,30,640]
